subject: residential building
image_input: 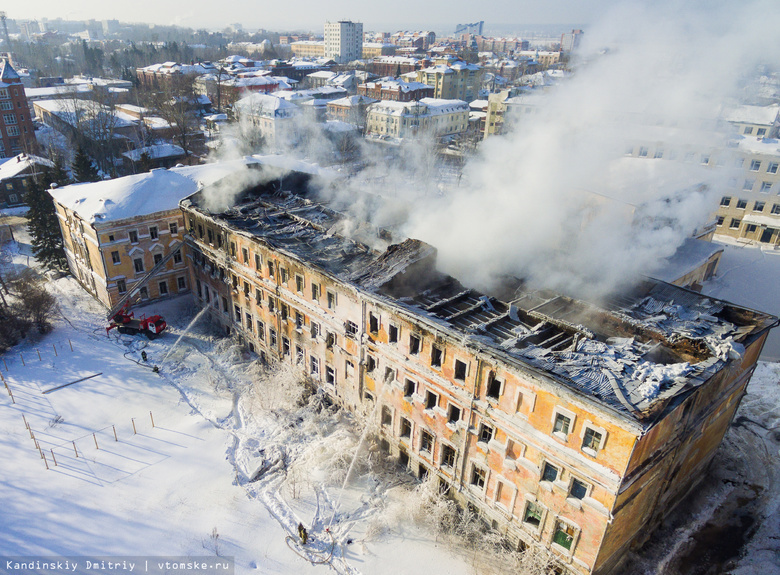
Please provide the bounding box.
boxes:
[179,164,777,575]
[362,43,396,59]
[234,93,300,150]
[414,61,484,103]
[135,61,216,89]
[326,95,378,128]
[0,153,53,208]
[48,161,254,309]
[389,31,436,50]
[517,50,561,69]
[324,20,363,64]
[365,98,469,140]
[358,79,434,102]
[369,56,430,77]
[724,104,779,139]
[290,41,325,59]
[0,60,36,156]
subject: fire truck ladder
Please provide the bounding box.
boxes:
[105,241,184,320]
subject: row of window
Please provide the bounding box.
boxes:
[628,146,780,174]
[126,249,183,273]
[116,276,186,296]
[391,413,583,553]
[106,222,178,245]
[720,197,780,213]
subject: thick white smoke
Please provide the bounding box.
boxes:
[395,0,780,299]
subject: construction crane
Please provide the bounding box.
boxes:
[105,240,183,338]
[0,13,11,50]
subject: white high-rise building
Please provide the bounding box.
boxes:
[324,20,363,64]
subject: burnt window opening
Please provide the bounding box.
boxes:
[267,261,275,278]
[257,321,265,340]
[217,234,223,248]
[388,324,398,343]
[399,449,409,467]
[310,356,319,376]
[420,431,433,453]
[369,313,379,334]
[470,465,486,489]
[268,297,276,313]
[326,331,335,349]
[230,242,236,257]
[234,305,241,323]
[447,404,461,423]
[149,226,158,240]
[327,290,337,310]
[523,501,543,527]
[478,423,493,443]
[404,379,416,397]
[295,311,304,330]
[345,320,358,338]
[255,253,261,270]
[553,521,575,551]
[381,406,392,427]
[245,313,252,330]
[295,345,304,364]
[425,390,438,410]
[129,230,139,243]
[418,464,429,480]
[280,268,289,284]
[222,296,229,313]
[282,337,290,356]
[242,248,248,263]
[311,321,320,338]
[486,373,502,400]
[431,345,443,368]
[197,224,204,239]
[244,281,250,296]
[325,365,335,384]
[384,366,395,382]
[311,283,320,301]
[269,328,277,347]
[441,444,456,468]
[542,462,559,483]
[296,275,304,293]
[454,359,468,381]
[281,303,289,321]
[400,417,412,438]
[366,355,376,372]
[256,288,262,302]
[409,334,421,355]
[207,228,213,244]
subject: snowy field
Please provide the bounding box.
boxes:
[1,217,779,575]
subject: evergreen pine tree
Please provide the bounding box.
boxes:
[72,145,100,182]
[138,151,154,173]
[24,159,70,271]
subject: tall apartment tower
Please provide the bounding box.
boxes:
[0,60,35,157]
[324,20,363,65]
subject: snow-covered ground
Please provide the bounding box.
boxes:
[1,216,779,575]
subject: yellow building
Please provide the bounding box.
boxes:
[179,163,777,575]
[365,98,469,140]
[362,42,396,59]
[414,61,484,103]
[48,161,255,309]
[290,41,325,59]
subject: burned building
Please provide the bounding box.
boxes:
[180,164,777,575]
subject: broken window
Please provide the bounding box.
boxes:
[420,431,433,453]
[242,248,248,263]
[281,303,289,321]
[569,478,588,500]
[207,228,213,244]
[230,242,236,257]
[441,444,456,468]
[244,281,250,296]
[325,365,335,384]
[369,312,379,334]
[148,226,157,240]
[454,359,468,381]
[295,345,304,364]
[133,257,144,273]
[486,373,502,399]
[400,417,412,438]
[384,366,395,382]
[381,406,392,427]
[282,337,290,356]
[399,449,409,467]
[388,324,398,343]
[295,311,304,330]
[470,465,486,489]
[222,296,229,313]
[479,423,493,443]
[311,282,320,301]
[280,268,288,284]
[553,521,575,551]
[409,334,421,355]
[366,355,376,372]
[425,390,438,410]
[295,275,304,293]
[523,501,543,527]
[430,345,442,368]
[310,356,319,377]
[256,288,262,302]
[111,250,120,264]
[404,379,416,397]
[541,462,559,483]
[327,290,337,310]
[267,261,275,278]
[553,413,571,436]
[325,331,335,349]
[255,253,261,270]
[447,404,461,424]
[234,305,241,323]
[345,320,358,338]
[311,321,320,339]
[245,313,252,331]
[268,297,276,313]
[257,321,265,341]
[129,230,138,243]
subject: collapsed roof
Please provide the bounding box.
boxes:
[183,164,778,427]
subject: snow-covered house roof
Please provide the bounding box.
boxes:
[327,95,378,107]
[122,144,186,162]
[725,104,780,127]
[0,153,53,180]
[234,93,299,118]
[49,159,255,225]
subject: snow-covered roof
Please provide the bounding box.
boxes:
[733,136,780,156]
[234,93,299,118]
[0,153,53,180]
[307,71,337,80]
[25,85,92,99]
[49,159,255,225]
[419,98,469,114]
[652,238,724,284]
[327,95,378,107]
[122,144,186,162]
[725,104,780,126]
[361,79,432,93]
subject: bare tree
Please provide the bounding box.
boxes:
[140,73,203,159]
